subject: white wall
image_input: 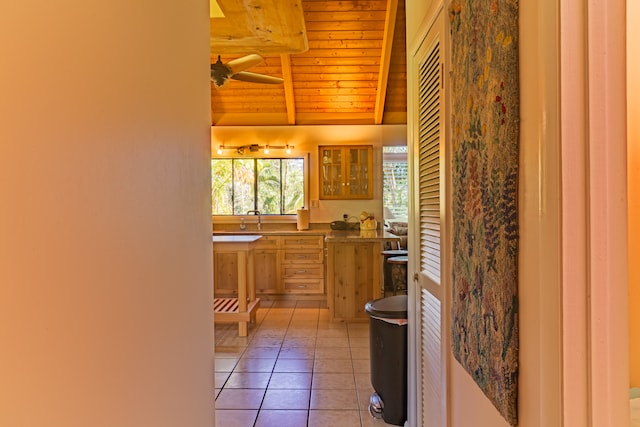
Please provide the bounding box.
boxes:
[0,1,214,426]
[211,124,407,223]
[518,1,564,425]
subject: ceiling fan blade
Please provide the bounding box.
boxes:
[231,71,284,84]
[226,54,264,74]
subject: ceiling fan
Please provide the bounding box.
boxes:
[210,54,284,88]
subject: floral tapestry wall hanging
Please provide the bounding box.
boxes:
[449,0,520,425]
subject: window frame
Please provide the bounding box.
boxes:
[211,154,309,223]
[382,145,409,222]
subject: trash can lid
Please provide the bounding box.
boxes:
[365,295,408,319]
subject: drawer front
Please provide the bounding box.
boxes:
[253,235,280,249]
[282,264,324,279]
[281,235,324,249]
[282,249,323,263]
[283,278,324,294]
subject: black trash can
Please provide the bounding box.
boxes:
[365,294,408,426]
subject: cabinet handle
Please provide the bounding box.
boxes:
[297,285,307,288]
[295,270,307,274]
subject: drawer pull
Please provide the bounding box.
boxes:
[297,285,307,288]
[295,270,307,274]
[295,254,308,258]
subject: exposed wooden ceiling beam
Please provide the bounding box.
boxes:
[280,54,296,125]
[211,0,308,55]
[374,0,399,124]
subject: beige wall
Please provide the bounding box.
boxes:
[629,0,640,388]
[211,124,407,224]
[0,1,214,426]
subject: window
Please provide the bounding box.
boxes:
[211,158,305,215]
[382,146,409,221]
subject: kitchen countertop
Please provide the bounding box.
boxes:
[212,230,327,236]
[324,230,401,243]
[212,235,263,243]
[212,229,400,243]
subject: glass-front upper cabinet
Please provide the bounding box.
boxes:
[319,145,373,199]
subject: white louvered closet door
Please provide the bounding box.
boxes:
[409,9,446,427]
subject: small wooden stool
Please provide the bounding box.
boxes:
[381,250,408,295]
[387,255,408,295]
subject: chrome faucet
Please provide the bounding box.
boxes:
[246,210,261,230]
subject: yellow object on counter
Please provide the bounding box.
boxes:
[359,211,377,230]
[360,218,377,231]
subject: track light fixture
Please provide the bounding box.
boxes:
[214,144,295,155]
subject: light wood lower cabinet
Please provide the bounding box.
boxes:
[213,252,240,295]
[326,241,382,321]
[253,235,281,294]
[254,249,280,293]
[281,235,324,295]
[214,233,325,296]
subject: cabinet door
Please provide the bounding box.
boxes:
[213,252,239,296]
[253,235,281,294]
[346,146,373,198]
[319,147,344,198]
[253,235,280,250]
[319,145,373,199]
[254,249,280,293]
[329,243,375,320]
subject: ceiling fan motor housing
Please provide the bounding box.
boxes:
[210,62,230,87]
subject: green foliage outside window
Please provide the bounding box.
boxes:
[212,158,304,215]
[383,146,409,220]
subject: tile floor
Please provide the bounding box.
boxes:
[214,298,399,427]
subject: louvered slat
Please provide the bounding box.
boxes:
[414,14,445,426]
[421,288,443,426]
[418,40,441,283]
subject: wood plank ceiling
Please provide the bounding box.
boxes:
[211,0,406,126]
